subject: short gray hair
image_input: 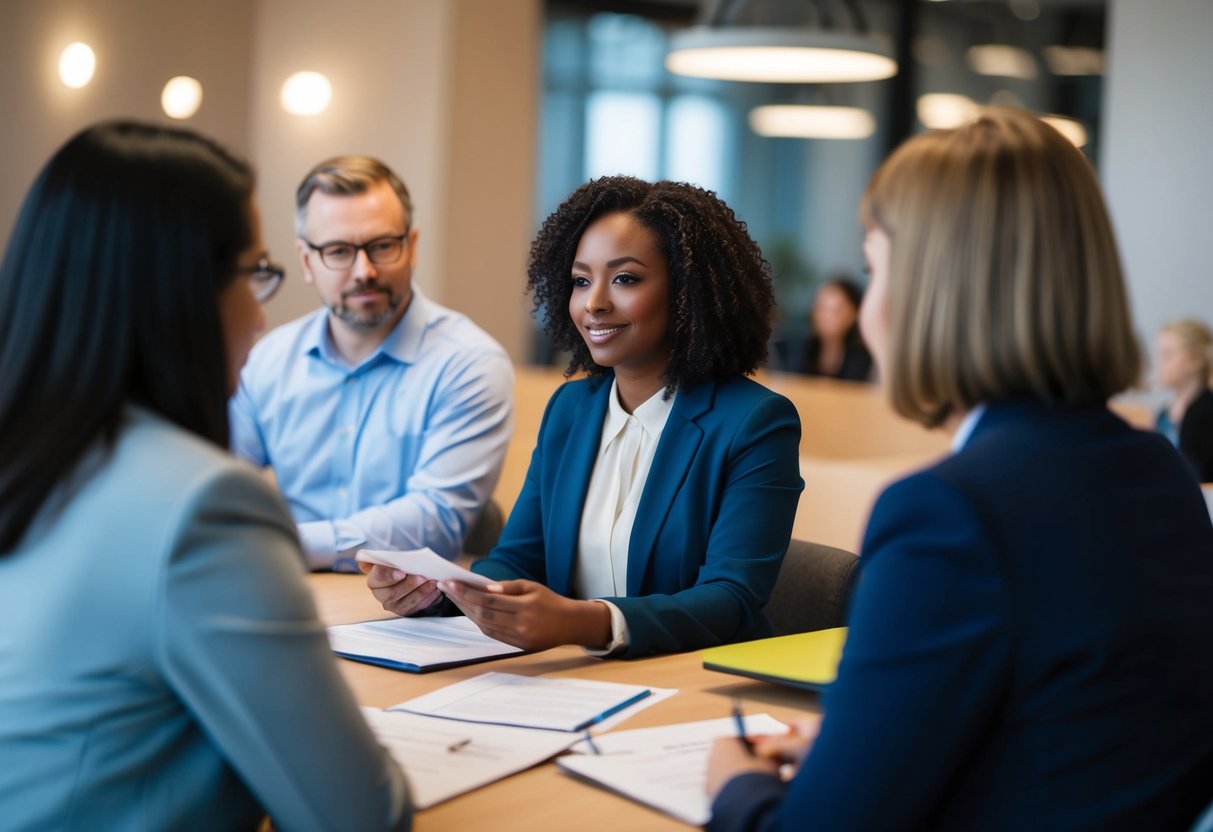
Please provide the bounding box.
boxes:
[294,155,413,237]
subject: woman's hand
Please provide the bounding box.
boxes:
[705,716,822,799]
[360,562,443,616]
[439,579,612,652]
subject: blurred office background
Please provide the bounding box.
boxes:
[1,0,1209,403]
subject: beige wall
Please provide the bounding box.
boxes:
[0,0,254,244]
[0,0,538,361]
[248,0,538,359]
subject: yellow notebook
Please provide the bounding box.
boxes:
[701,628,847,691]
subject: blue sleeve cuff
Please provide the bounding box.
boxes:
[707,771,785,832]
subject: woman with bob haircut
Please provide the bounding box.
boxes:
[366,175,803,657]
[706,108,1213,830]
[0,122,412,831]
[1155,318,1213,482]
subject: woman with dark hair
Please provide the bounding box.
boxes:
[0,122,411,830]
[366,176,803,657]
[800,277,872,381]
[705,109,1213,830]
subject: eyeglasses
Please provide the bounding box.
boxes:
[302,233,408,271]
[237,257,286,303]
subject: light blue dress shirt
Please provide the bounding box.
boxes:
[229,289,514,570]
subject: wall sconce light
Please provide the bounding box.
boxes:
[161,76,203,120]
[59,42,96,89]
[666,1,896,84]
[281,71,332,116]
[749,104,875,139]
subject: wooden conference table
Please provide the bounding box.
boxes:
[309,573,821,830]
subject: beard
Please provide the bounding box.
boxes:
[330,282,406,331]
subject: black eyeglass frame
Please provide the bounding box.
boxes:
[301,232,410,271]
[236,257,286,303]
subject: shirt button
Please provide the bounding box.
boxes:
[337,487,348,498]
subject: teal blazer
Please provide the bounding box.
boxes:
[473,374,804,658]
[0,408,410,832]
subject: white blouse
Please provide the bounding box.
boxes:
[575,379,674,655]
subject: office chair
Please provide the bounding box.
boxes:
[462,499,505,558]
[763,539,859,635]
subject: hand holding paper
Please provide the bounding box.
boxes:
[358,548,493,617]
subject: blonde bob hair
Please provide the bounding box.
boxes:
[1159,319,1213,383]
[859,107,1141,428]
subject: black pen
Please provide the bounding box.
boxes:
[446,738,472,753]
[732,698,755,756]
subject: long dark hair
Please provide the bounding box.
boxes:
[528,176,775,393]
[0,120,254,552]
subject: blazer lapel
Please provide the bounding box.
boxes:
[626,381,714,595]
[546,378,611,595]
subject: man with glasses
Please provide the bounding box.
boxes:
[229,155,514,571]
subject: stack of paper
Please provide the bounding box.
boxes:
[557,714,788,825]
[327,616,523,673]
[359,672,673,808]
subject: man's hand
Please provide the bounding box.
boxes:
[361,562,443,616]
[439,579,612,652]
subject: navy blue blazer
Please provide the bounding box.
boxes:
[710,401,1213,831]
[472,374,803,658]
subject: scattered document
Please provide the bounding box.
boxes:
[327,616,522,673]
[362,708,577,808]
[391,671,657,732]
[558,713,788,826]
[356,547,492,587]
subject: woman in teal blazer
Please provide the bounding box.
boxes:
[0,123,411,831]
[368,177,803,657]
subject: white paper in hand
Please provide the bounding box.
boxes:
[355,547,492,588]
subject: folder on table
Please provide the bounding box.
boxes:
[701,627,847,691]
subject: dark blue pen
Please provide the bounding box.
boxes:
[732,697,755,756]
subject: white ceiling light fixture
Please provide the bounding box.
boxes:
[1040,115,1088,148]
[281,71,332,116]
[1043,45,1104,76]
[161,76,203,120]
[666,1,896,84]
[750,104,875,139]
[966,44,1038,80]
[59,42,96,89]
[916,93,979,129]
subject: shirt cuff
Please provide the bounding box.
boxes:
[582,600,630,658]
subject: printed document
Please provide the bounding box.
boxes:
[558,713,788,825]
[361,708,576,808]
[391,671,659,732]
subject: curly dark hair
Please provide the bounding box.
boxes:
[528,176,775,392]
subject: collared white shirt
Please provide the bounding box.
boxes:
[951,404,987,453]
[576,379,675,655]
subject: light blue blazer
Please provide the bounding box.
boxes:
[0,408,410,832]
[473,374,804,658]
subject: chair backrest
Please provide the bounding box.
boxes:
[462,499,505,558]
[763,539,860,635]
